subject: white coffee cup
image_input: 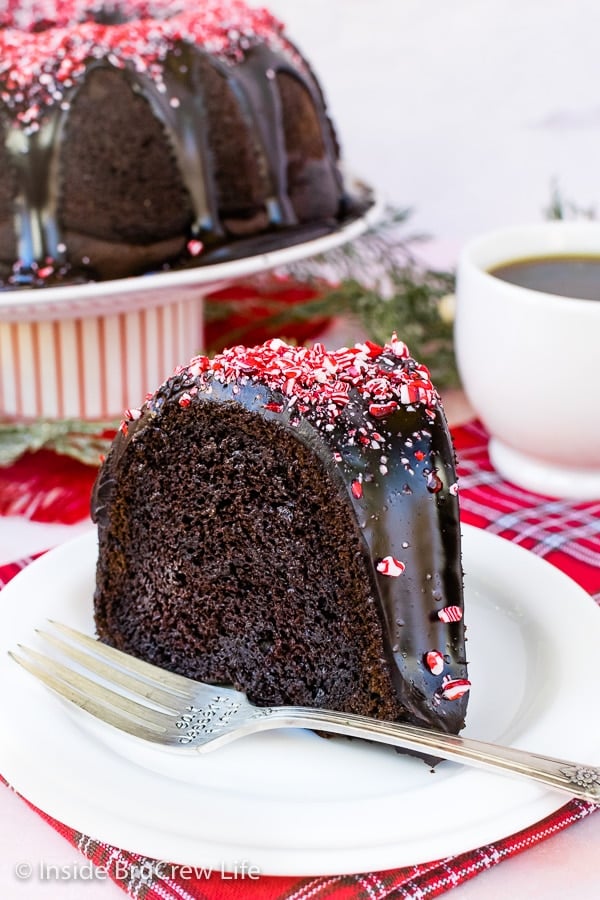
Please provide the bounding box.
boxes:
[455,221,600,499]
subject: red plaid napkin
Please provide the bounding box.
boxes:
[1,420,598,899]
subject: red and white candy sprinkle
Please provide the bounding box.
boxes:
[0,0,292,119]
[149,336,443,487]
[368,401,399,418]
[437,605,463,623]
[389,333,410,358]
[183,336,438,419]
[186,239,204,257]
[351,480,363,499]
[440,677,471,701]
[376,556,406,577]
[424,650,444,675]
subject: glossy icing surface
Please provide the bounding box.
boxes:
[93,337,469,733]
[0,0,368,287]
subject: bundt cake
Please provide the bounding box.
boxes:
[92,336,470,736]
[0,0,370,288]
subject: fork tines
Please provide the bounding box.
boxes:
[8,621,205,743]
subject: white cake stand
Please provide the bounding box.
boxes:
[0,191,382,420]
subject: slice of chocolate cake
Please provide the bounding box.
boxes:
[92,337,469,735]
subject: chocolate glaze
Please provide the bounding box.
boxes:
[0,10,370,288]
[92,344,468,734]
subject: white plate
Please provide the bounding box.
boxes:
[0,524,598,876]
[0,192,381,321]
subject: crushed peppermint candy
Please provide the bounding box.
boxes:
[186,238,204,257]
[424,650,444,675]
[389,332,410,358]
[368,401,399,418]
[178,337,438,420]
[439,677,471,701]
[0,0,290,119]
[376,556,406,577]
[437,605,463,623]
[426,471,444,493]
[351,480,363,499]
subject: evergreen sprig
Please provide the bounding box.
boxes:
[0,418,116,467]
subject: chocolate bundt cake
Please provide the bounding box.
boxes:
[92,336,470,736]
[0,1,370,288]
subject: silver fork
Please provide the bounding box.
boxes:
[9,620,600,803]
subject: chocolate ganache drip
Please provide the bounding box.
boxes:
[0,0,369,288]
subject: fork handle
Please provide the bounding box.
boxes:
[266,707,600,803]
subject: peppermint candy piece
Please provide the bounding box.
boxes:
[437,605,463,623]
[440,677,471,701]
[389,334,410,358]
[376,556,406,577]
[425,650,444,675]
[368,401,399,418]
[351,480,363,499]
[187,239,204,257]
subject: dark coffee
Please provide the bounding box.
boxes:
[488,255,600,300]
